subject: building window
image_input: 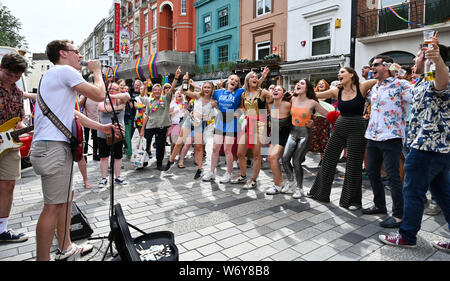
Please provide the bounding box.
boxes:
[256,41,271,60]
[256,0,271,17]
[144,13,148,33]
[219,8,228,28]
[144,44,148,55]
[152,8,157,29]
[204,15,211,33]
[218,45,228,63]
[311,22,331,56]
[181,0,187,15]
[151,33,157,54]
[203,49,210,65]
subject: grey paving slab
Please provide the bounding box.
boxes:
[2,133,448,262]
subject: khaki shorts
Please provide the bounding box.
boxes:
[30,141,73,205]
[0,149,21,180]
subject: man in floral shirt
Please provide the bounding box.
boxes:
[379,40,449,253]
[0,52,29,243]
[362,55,413,229]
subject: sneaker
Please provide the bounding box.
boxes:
[220,172,232,184]
[424,200,441,216]
[54,242,94,261]
[431,240,450,253]
[243,180,257,190]
[114,177,127,185]
[378,233,416,248]
[164,161,174,171]
[0,229,28,243]
[194,169,202,180]
[280,182,291,193]
[266,185,281,195]
[98,178,107,188]
[202,171,215,181]
[232,161,239,169]
[231,175,247,184]
[292,188,305,199]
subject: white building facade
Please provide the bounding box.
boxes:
[281,0,352,89]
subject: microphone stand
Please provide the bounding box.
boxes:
[89,69,127,261]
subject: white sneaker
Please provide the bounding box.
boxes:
[54,242,93,261]
[230,175,246,184]
[202,171,215,181]
[280,182,291,193]
[220,172,232,183]
[266,185,281,195]
[292,188,306,199]
[243,180,257,190]
[98,178,107,188]
[233,161,239,169]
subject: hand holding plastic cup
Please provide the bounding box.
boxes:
[423,30,436,46]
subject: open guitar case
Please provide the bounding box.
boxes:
[110,204,179,261]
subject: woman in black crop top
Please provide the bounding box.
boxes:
[307,67,377,210]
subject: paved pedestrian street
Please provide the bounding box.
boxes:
[1,134,449,262]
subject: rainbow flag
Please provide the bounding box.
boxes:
[135,57,145,80]
[105,67,110,79]
[113,64,119,78]
[148,53,158,78]
[75,97,81,112]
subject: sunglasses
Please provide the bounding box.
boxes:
[371,62,387,68]
[65,49,80,55]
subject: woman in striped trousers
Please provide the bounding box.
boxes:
[307,67,376,209]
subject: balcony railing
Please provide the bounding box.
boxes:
[357,0,450,37]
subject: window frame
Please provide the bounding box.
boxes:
[218,7,229,28]
[203,14,212,33]
[218,44,229,63]
[203,48,211,65]
[255,40,271,61]
[255,0,272,18]
[310,20,332,57]
[181,0,187,15]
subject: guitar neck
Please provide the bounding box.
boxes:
[11,126,34,138]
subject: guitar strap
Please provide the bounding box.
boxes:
[36,78,79,149]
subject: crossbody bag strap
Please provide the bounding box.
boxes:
[37,78,77,145]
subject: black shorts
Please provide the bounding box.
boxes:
[270,124,292,147]
[98,138,124,159]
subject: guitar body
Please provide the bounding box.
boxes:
[72,118,84,162]
[0,117,32,157]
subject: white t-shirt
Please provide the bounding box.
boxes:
[33,65,85,143]
[170,101,185,125]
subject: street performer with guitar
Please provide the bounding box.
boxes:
[30,40,121,261]
[0,52,30,244]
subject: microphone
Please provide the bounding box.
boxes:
[80,60,110,68]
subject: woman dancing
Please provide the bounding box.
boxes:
[307,67,376,209]
[281,79,330,199]
[231,68,271,189]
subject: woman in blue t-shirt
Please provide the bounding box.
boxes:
[202,70,268,183]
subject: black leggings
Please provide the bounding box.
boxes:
[144,126,169,165]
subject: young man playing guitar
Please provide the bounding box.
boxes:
[0,52,29,243]
[30,40,120,261]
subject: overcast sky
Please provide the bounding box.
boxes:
[1,0,115,53]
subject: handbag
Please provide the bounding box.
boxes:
[37,80,83,162]
[131,137,148,168]
[106,133,124,146]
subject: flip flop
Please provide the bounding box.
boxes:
[178,163,185,169]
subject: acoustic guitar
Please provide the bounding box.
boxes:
[71,118,84,162]
[0,117,34,157]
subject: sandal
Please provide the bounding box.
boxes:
[83,182,93,189]
[178,163,185,169]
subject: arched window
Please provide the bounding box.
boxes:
[378,51,415,67]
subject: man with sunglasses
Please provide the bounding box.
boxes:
[362,55,413,228]
[30,40,120,261]
[0,52,29,244]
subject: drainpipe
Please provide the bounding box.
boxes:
[350,0,357,68]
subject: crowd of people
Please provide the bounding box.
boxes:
[0,34,448,261]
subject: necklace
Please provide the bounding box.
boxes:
[148,97,163,112]
[176,100,185,111]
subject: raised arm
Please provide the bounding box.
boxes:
[257,66,270,88]
[359,79,377,97]
[168,66,182,99]
[314,100,332,117]
[315,87,339,100]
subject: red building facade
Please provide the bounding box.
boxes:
[121,0,196,60]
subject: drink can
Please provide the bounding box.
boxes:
[368,70,373,79]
